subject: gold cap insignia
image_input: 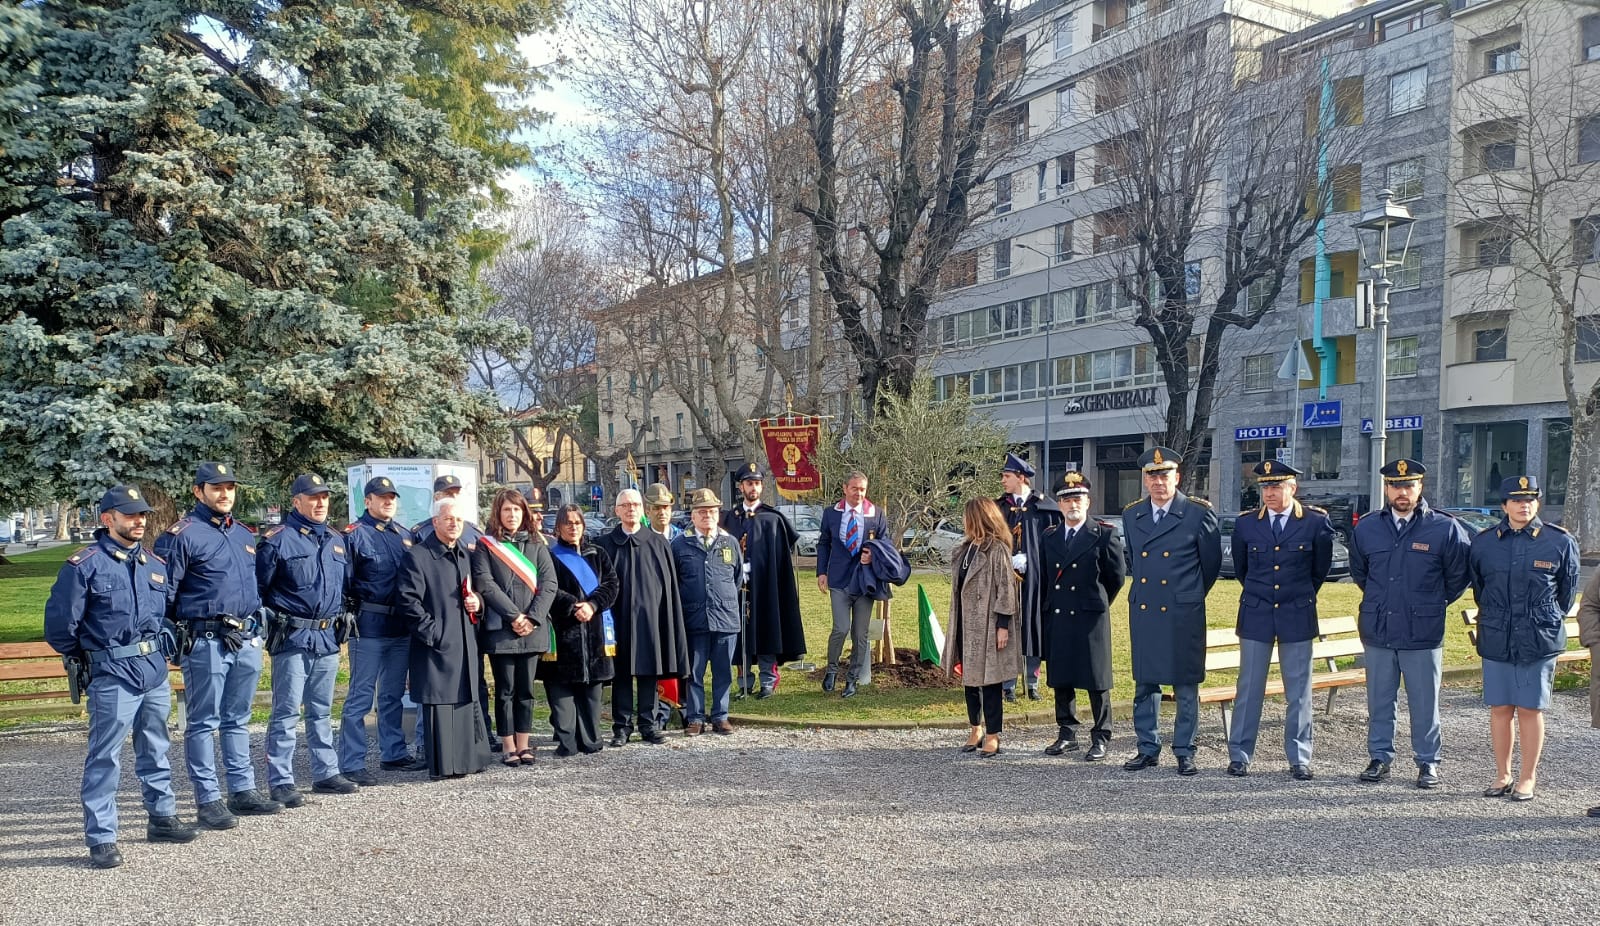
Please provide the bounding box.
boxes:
[1152,449,1164,465]
[1396,460,1408,476]
[1263,461,1272,474]
[128,489,140,499]
[1065,473,1082,485]
[1519,476,1529,489]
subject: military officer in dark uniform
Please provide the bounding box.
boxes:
[45,486,199,868]
[997,453,1061,702]
[1350,459,1471,789]
[258,473,355,806]
[156,462,283,830]
[1039,472,1125,760]
[1226,461,1334,780]
[339,476,428,782]
[1121,447,1222,776]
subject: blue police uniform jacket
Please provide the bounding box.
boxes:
[345,512,416,638]
[1469,517,1578,664]
[1122,492,1222,685]
[153,502,261,623]
[257,511,350,655]
[1349,501,1471,650]
[44,531,173,692]
[672,528,744,635]
[1232,502,1335,644]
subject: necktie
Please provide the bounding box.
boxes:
[702,533,712,550]
[845,509,861,556]
[1152,508,1163,524]
[1273,514,1284,538]
[1396,517,1408,534]
[1066,527,1077,542]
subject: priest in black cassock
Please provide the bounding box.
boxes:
[722,462,808,699]
[997,452,1061,702]
[596,488,689,747]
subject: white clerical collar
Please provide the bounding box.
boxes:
[623,525,641,535]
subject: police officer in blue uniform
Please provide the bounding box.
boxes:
[411,473,492,748]
[1350,459,1471,789]
[1120,447,1221,777]
[1468,475,1578,801]
[339,476,428,782]
[1226,461,1334,780]
[258,473,355,805]
[45,486,199,868]
[155,462,283,830]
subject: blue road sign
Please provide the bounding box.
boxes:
[1302,400,1342,429]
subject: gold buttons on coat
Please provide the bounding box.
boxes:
[1142,552,1149,558]
[1160,579,1167,585]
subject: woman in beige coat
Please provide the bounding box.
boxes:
[1577,569,1600,818]
[943,497,1020,758]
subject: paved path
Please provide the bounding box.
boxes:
[2,686,1598,925]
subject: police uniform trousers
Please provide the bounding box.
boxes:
[1055,687,1112,744]
[339,635,413,772]
[1002,656,1043,695]
[182,636,266,805]
[545,681,605,754]
[826,588,875,686]
[1227,638,1314,767]
[688,631,738,724]
[83,675,177,847]
[1364,644,1442,767]
[1132,682,1198,758]
[266,646,341,787]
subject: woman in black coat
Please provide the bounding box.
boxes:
[542,504,619,756]
[472,488,557,766]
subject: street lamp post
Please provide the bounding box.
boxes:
[1353,189,1416,508]
[1016,241,1058,486]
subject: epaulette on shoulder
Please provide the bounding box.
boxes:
[67,547,100,566]
[148,550,167,565]
[343,522,357,534]
[1094,518,1113,528]
[263,525,285,541]
[1305,505,1327,513]
[1238,509,1255,518]
[1543,521,1569,534]
[1432,508,1456,519]
[241,523,257,534]
[1188,496,1212,508]
[166,518,192,535]
[1123,499,1141,511]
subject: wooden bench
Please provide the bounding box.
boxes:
[1184,615,1367,737]
[0,642,187,720]
[1461,605,1588,667]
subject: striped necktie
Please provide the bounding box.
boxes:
[845,509,861,556]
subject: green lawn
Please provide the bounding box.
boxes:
[0,544,76,643]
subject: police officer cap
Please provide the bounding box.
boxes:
[1252,459,1302,483]
[1002,453,1035,479]
[291,473,331,496]
[194,462,238,486]
[736,462,764,483]
[1055,471,1091,498]
[100,484,154,515]
[689,488,723,509]
[433,474,463,493]
[1379,458,1426,483]
[525,486,546,510]
[643,483,674,507]
[1501,475,1540,499]
[363,476,398,497]
[1138,447,1181,473]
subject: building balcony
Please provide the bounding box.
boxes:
[643,439,663,452]
[1442,359,1515,408]
[669,437,687,450]
[1453,69,1527,128]
[1446,265,1515,317]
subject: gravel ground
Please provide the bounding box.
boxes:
[2,685,1599,926]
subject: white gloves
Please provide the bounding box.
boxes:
[1012,553,1028,573]
[742,562,751,584]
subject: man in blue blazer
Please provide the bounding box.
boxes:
[816,471,886,698]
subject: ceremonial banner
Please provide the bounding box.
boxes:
[758,416,823,500]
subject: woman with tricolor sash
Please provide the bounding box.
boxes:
[472,489,557,766]
[542,504,619,756]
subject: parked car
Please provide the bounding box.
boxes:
[542,511,609,536]
[792,512,823,557]
[1218,514,1351,580]
[1295,493,1370,543]
[901,518,965,566]
[1441,508,1501,534]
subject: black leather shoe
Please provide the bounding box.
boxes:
[1176,755,1198,777]
[1585,805,1600,818]
[1044,733,1078,756]
[1291,765,1314,781]
[841,681,858,699]
[196,800,238,830]
[1085,740,1109,762]
[1123,752,1159,771]
[344,769,379,787]
[1358,760,1391,782]
[1002,689,1017,704]
[1026,684,1041,701]
[640,730,668,745]
[1416,763,1441,789]
[821,668,837,692]
[489,740,503,753]
[1508,787,1535,802]
[89,842,123,869]
[269,785,306,808]
[380,756,429,772]
[1483,782,1514,798]
[1226,761,1249,777]
[313,775,358,795]
[609,732,629,748]
[147,815,199,843]
[755,686,775,700]
[226,789,283,816]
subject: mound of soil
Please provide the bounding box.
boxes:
[802,648,959,690]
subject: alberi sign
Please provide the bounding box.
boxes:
[1361,415,1424,433]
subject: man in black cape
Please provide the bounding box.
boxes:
[722,462,807,699]
[596,488,690,746]
[998,452,1061,702]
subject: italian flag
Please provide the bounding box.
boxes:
[918,584,944,666]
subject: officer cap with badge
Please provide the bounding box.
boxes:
[1501,475,1540,500]
[433,474,463,494]
[735,462,763,484]
[1002,452,1036,479]
[526,485,545,511]
[1379,458,1426,484]
[1252,460,1302,483]
[100,485,154,515]
[291,473,330,497]
[644,483,674,507]
[1055,470,1091,498]
[1138,446,1181,474]
[690,488,723,509]
[194,462,239,486]
[363,476,398,498]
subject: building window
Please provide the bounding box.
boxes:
[1484,43,1521,75]
[1330,163,1362,213]
[607,422,615,443]
[1242,354,1274,393]
[1546,419,1571,506]
[941,249,978,289]
[1298,251,1360,304]
[994,239,1012,279]
[1581,115,1600,164]
[1185,261,1203,303]
[1053,222,1073,262]
[1387,335,1418,377]
[1379,5,1444,42]
[1469,225,1513,268]
[1245,278,1273,315]
[1578,317,1600,362]
[1481,138,1517,172]
[1474,327,1507,362]
[1389,66,1426,115]
[1057,151,1076,189]
[1054,15,1073,59]
[628,373,637,395]
[1575,216,1600,265]
[1386,157,1424,202]
[1390,248,1422,290]
[1583,15,1600,61]
[1035,162,1048,202]
[995,174,1012,214]
[1308,429,1342,480]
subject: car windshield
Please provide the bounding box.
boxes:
[793,514,821,531]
